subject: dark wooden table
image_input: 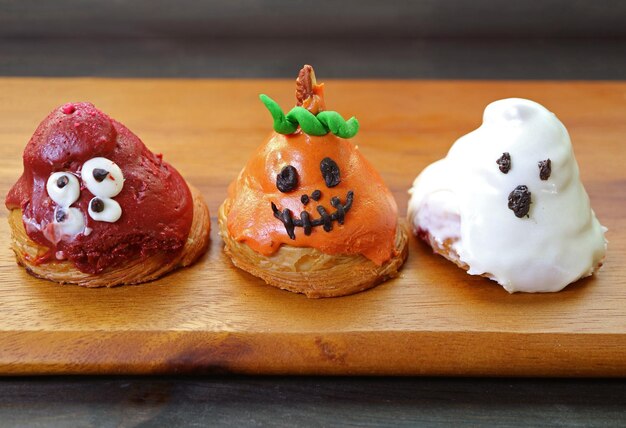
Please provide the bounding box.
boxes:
[2,2,626,424]
[2,376,626,427]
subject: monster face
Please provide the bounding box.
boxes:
[43,156,125,244]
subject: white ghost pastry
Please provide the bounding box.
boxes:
[408,98,607,293]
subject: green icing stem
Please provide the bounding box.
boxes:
[317,111,359,138]
[259,94,359,138]
[286,107,328,136]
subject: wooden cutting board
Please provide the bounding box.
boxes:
[1,78,625,376]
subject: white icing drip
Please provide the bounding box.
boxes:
[408,98,607,293]
[44,172,86,243]
[81,157,124,198]
[44,207,86,244]
[88,197,122,223]
[57,207,86,236]
[46,172,80,206]
[23,216,43,234]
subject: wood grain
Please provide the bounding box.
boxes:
[0,78,625,376]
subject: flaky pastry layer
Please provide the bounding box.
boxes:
[219,198,408,298]
[8,185,210,287]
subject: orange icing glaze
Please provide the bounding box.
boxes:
[226,131,398,265]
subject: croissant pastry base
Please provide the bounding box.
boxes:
[219,198,409,298]
[7,185,210,287]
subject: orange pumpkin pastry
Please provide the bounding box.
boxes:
[219,65,408,298]
[5,102,210,287]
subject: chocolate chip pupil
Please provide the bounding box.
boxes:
[56,175,69,188]
[320,157,341,188]
[93,168,109,182]
[91,198,105,213]
[55,209,67,222]
[276,165,299,193]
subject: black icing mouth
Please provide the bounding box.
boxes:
[271,191,354,239]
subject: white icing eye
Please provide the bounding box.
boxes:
[46,172,80,206]
[88,197,122,223]
[81,157,124,198]
[53,207,85,237]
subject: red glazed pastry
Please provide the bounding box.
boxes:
[219,65,408,298]
[5,102,210,286]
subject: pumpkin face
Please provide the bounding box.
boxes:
[226,131,399,265]
[225,64,400,266]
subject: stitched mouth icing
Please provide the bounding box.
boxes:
[271,191,354,239]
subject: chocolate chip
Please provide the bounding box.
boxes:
[276,165,299,193]
[93,168,109,182]
[538,158,551,180]
[496,152,511,174]
[55,209,67,222]
[90,197,105,213]
[311,189,322,201]
[300,194,310,205]
[320,157,341,188]
[508,185,531,218]
[56,175,69,188]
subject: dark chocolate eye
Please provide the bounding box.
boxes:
[276,165,299,193]
[320,157,340,188]
[496,152,511,174]
[538,158,551,180]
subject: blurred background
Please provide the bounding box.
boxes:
[1,0,625,79]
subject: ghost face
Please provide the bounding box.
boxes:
[445,98,573,223]
[409,98,606,292]
[496,151,552,218]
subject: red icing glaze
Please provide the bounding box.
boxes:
[5,102,193,274]
[61,103,76,114]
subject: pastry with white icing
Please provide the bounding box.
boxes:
[408,98,607,293]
